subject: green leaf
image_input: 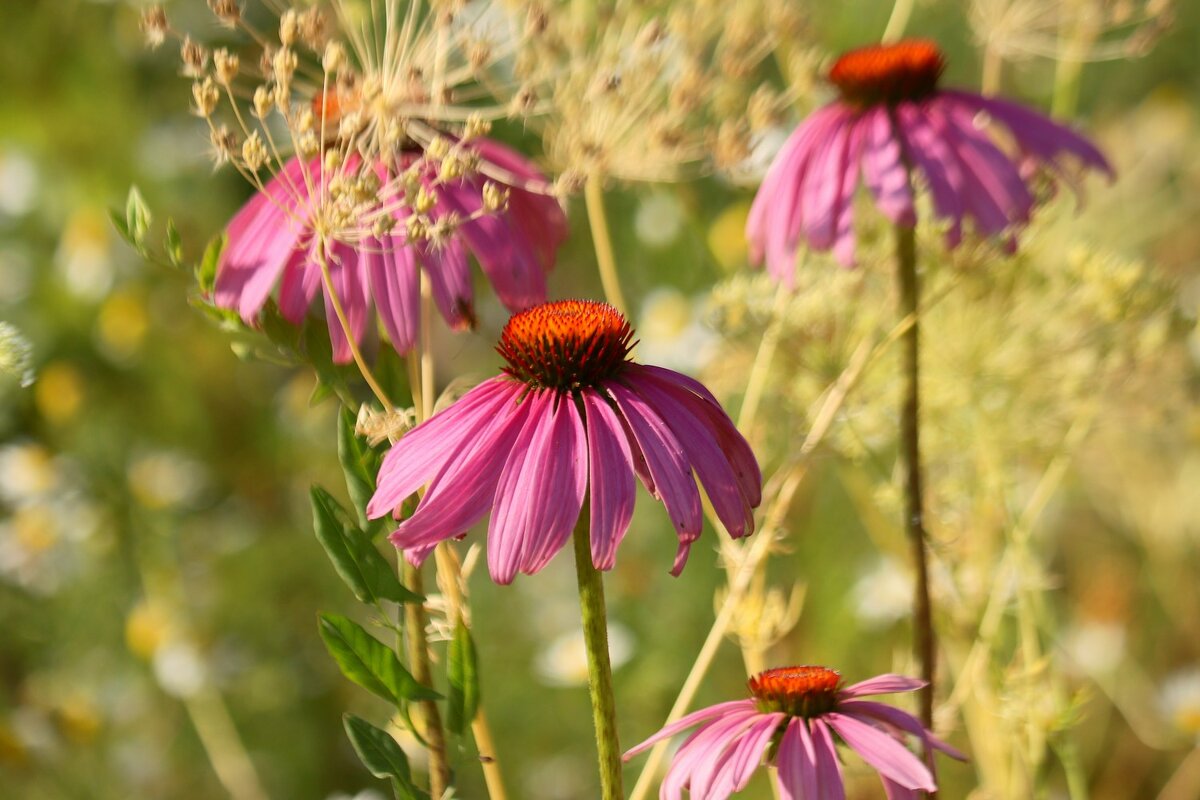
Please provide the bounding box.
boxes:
[125,186,152,245]
[196,233,225,295]
[343,714,428,800]
[338,406,382,531]
[318,613,440,704]
[446,620,480,735]
[311,486,421,605]
[165,219,183,266]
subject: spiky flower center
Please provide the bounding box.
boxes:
[497,300,634,391]
[749,666,842,718]
[829,40,944,106]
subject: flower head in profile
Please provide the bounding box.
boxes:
[625,666,966,799]
[154,1,567,361]
[366,300,761,584]
[747,39,1113,280]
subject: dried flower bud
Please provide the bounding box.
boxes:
[192,77,220,117]
[526,4,548,35]
[140,6,169,50]
[468,40,492,70]
[481,181,509,213]
[273,48,298,84]
[635,20,665,51]
[323,41,346,73]
[208,0,241,28]
[297,130,320,159]
[371,215,397,240]
[211,125,238,165]
[508,85,537,118]
[213,49,239,86]
[323,149,343,173]
[426,136,451,161]
[241,131,268,171]
[427,213,460,245]
[252,85,273,119]
[462,114,491,141]
[413,185,436,215]
[406,215,428,242]
[180,36,209,78]
[259,44,277,80]
[279,9,299,46]
[298,8,329,50]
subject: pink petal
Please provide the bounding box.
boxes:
[824,712,935,791]
[838,700,967,761]
[322,240,370,364]
[277,239,321,323]
[487,392,587,583]
[387,387,532,555]
[862,107,916,227]
[714,712,784,795]
[419,234,475,330]
[687,714,762,800]
[661,710,761,800]
[581,389,636,571]
[605,382,702,575]
[367,236,420,354]
[776,718,818,800]
[939,100,1034,229]
[622,375,753,539]
[811,720,847,800]
[840,674,927,698]
[895,102,966,248]
[470,137,568,269]
[802,112,864,255]
[368,378,519,518]
[623,700,758,760]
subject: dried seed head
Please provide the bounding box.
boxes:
[323,41,346,73]
[213,49,239,86]
[192,77,220,117]
[210,125,238,165]
[482,181,509,213]
[180,36,209,78]
[273,47,298,85]
[252,85,274,119]
[208,0,241,28]
[279,9,299,47]
[509,85,538,117]
[140,6,169,50]
[298,8,329,50]
[241,131,268,171]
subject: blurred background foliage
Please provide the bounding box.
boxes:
[1,1,1199,799]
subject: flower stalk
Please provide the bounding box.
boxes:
[585,175,629,317]
[894,221,936,733]
[571,511,624,800]
[402,561,451,797]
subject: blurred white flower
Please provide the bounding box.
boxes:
[127,449,209,511]
[851,558,912,628]
[1060,621,1126,675]
[153,640,207,699]
[1159,666,1200,743]
[0,149,38,218]
[634,192,685,249]
[534,623,634,687]
[636,288,718,373]
[0,443,58,503]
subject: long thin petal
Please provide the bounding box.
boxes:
[840,674,927,698]
[862,107,916,226]
[605,382,703,575]
[825,713,935,791]
[487,391,587,583]
[811,720,847,800]
[715,712,784,795]
[838,700,968,761]
[661,711,762,800]
[322,240,370,364]
[776,718,818,800]
[582,389,636,570]
[895,102,966,247]
[368,378,519,518]
[369,235,420,354]
[688,714,762,800]
[623,701,758,760]
[419,235,475,330]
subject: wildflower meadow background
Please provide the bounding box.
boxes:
[1,1,1199,799]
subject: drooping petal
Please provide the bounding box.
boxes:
[487,391,587,583]
[368,378,520,518]
[472,137,569,270]
[322,240,371,364]
[623,701,758,760]
[387,388,533,556]
[419,235,475,330]
[798,110,857,254]
[660,710,762,800]
[582,389,636,571]
[605,381,703,575]
[776,718,819,800]
[810,720,847,800]
[627,365,761,509]
[840,674,927,698]
[937,100,1034,232]
[368,234,420,354]
[895,101,966,248]
[862,107,916,227]
[622,374,753,539]
[838,700,968,761]
[824,712,935,791]
[686,713,762,800]
[712,712,785,795]
[214,157,311,321]
[277,240,322,323]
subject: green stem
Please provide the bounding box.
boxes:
[585,175,630,317]
[403,561,450,798]
[894,223,936,736]
[881,0,914,43]
[571,515,624,800]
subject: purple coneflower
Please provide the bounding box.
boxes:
[625,666,966,800]
[747,39,1112,277]
[366,299,761,584]
[213,137,567,363]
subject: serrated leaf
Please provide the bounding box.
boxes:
[446,620,480,735]
[165,219,183,266]
[311,486,420,605]
[318,613,440,705]
[343,714,428,800]
[126,186,152,245]
[338,406,383,532]
[196,233,225,295]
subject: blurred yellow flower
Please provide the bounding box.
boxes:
[96,290,149,362]
[0,721,28,768]
[34,362,84,425]
[0,443,56,501]
[707,201,750,272]
[125,601,173,660]
[54,694,102,745]
[12,506,57,554]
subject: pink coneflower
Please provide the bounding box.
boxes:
[625,666,965,800]
[213,136,567,363]
[366,299,761,584]
[747,39,1112,278]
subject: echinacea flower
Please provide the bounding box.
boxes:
[214,138,567,362]
[625,666,966,800]
[366,300,761,584]
[747,39,1113,279]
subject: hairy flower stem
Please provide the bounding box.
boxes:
[894,223,936,737]
[315,244,394,412]
[403,561,451,798]
[881,0,914,43]
[585,175,629,317]
[571,514,624,800]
